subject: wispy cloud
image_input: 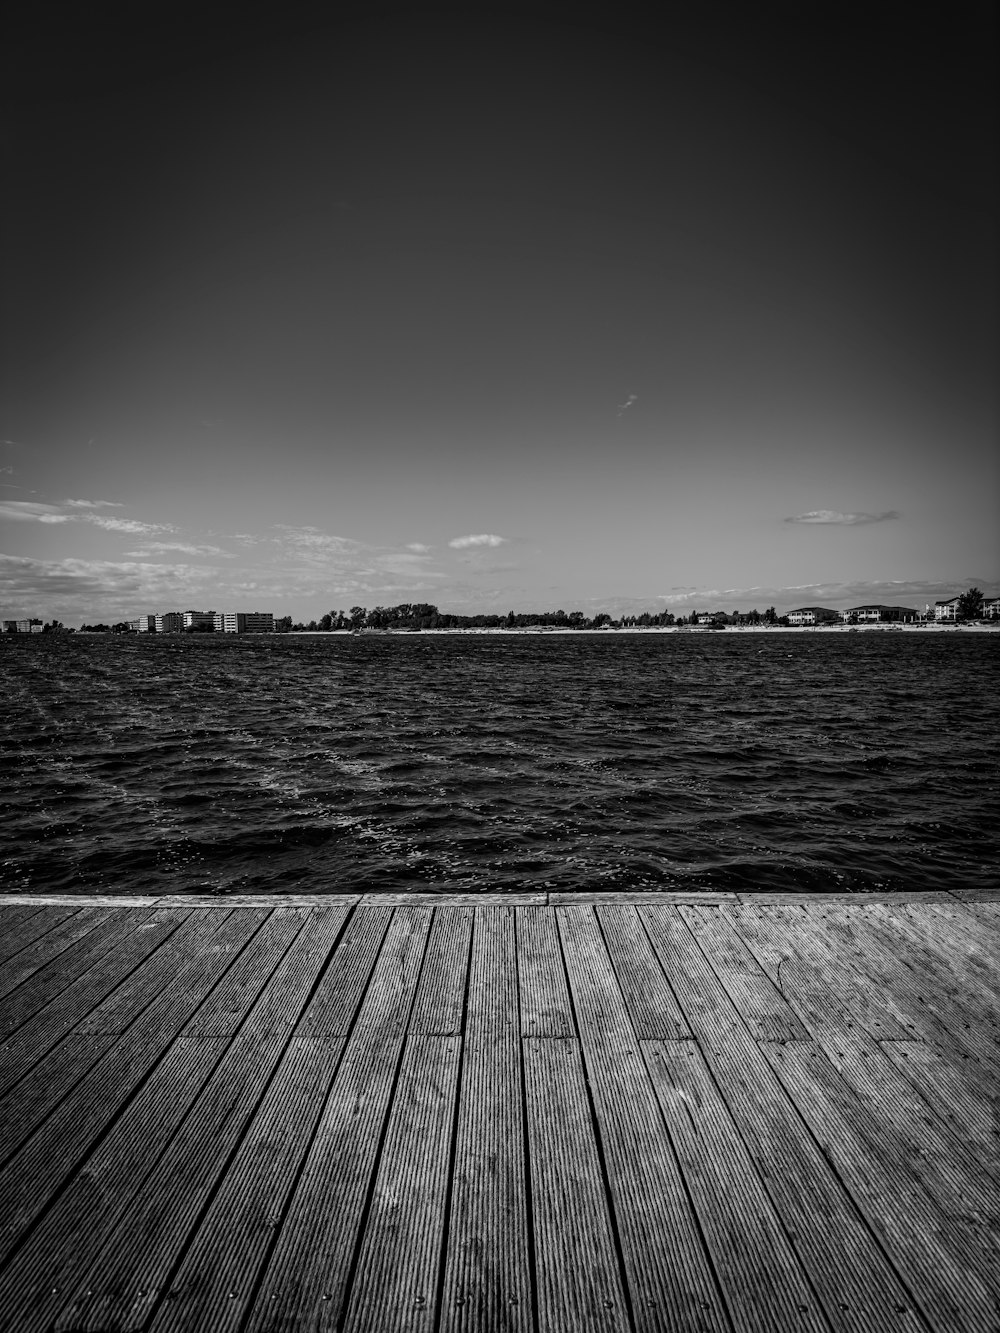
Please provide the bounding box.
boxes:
[617,392,638,417]
[448,533,506,549]
[0,499,173,533]
[85,516,179,535]
[784,509,900,526]
[123,542,234,558]
[407,542,431,553]
[0,501,72,523]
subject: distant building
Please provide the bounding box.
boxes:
[213,611,275,634]
[933,598,960,621]
[695,611,730,625]
[841,605,920,623]
[787,606,839,626]
[182,610,216,631]
[155,612,185,633]
[6,618,44,633]
[983,596,1000,619]
[134,615,156,632]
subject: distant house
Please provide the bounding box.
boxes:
[841,605,920,623]
[982,596,1000,619]
[786,607,839,626]
[933,598,960,621]
[695,611,730,625]
[5,618,44,633]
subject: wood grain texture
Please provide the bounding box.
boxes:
[515,906,574,1037]
[0,895,994,1333]
[441,906,531,1333]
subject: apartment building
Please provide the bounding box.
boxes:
[154,613,185,633]
[213,611,275,633]
[182,610,216,631]
[933,598,960,621]
[4,619,44,633]
[134,616,156,632]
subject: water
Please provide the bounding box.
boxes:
[2,632,997,895]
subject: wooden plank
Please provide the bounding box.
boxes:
[55,909,349,1333]
[441,906,531,1333]
[642,1039,829,1333]
[799,903,1000,1067]
[408,905,473,1035]
[762,1041,999,1330]
[182,908,312,1036]
[0,894,360,908]
[343,1033,462,1332]
[0,907,154,1031]
[0,903,47,936]
[898,902,1000,1001]
[805,1026,1000,1198]
[516,906,574,1037]
[0,908,262,1261]
[0,907,192,1093]
[594,904,690,1039]
[148,1036,344,1333]
[0,1033,115,1166]
[725,903,917,1041]
[556,906,727,1330]
[246,907,432,1332]
[551,892,737,904]
[522,1036,629,1331]
[74,908,247,1035]
[362,893,547,906]
[950,888,1000,901]
[0,905,117,1000]
[0,904,81,966]
[0,1034,227,1333]
[678,905,808,1041]
[638,904,925,1332]
[294,904,391,1036]
[879,1040,1000,1162]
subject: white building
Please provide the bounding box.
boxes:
[154,613,185,633]
[841,605,920,623]
[213,611,275,633]
[134,615,156,632]
[982,596,999,619]
[934,598,960,621]
[787,607,839,626]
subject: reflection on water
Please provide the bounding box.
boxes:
[2,633,997,895]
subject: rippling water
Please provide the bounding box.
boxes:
[2,632,997,895]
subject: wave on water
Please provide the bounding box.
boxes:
[2,633,997,895]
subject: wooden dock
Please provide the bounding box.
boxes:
[0,889,997,1333]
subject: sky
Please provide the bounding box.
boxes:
[2,2,997,623]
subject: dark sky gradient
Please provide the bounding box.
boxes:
[2,3,996,621]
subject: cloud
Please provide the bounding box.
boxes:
[123,542,234,558]
[784,509,900,526]
[0,499,173,533]
[84,516,179,535]
[0,501,73,523]
[617,392,638,416]
[448,533,506,549]
[406,543,431,553]
[63,498,125,509]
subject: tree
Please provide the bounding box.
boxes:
[349,606,367,629]
[957,587,984,620]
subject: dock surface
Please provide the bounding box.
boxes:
[0,889,997,1333]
